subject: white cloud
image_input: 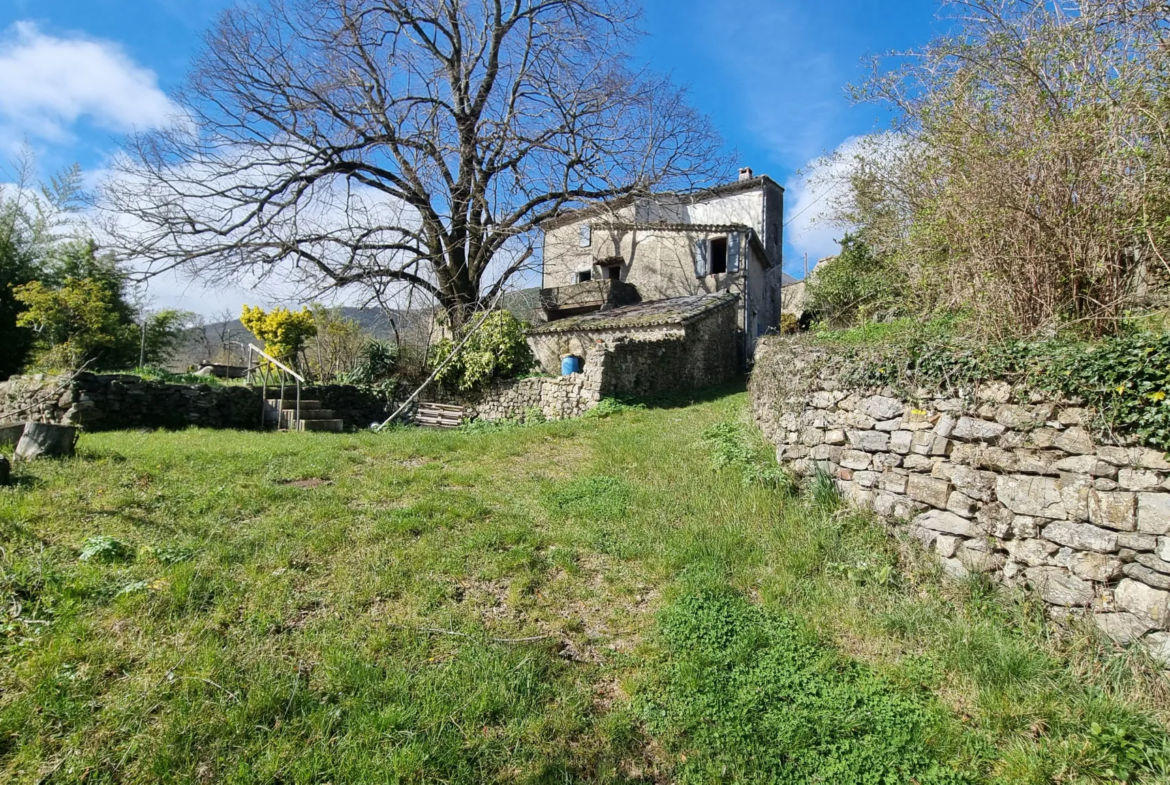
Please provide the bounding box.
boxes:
[783,136,863,277]
[0,22,178,147]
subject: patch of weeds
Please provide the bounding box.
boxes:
[640,588,969,783]
[78,535,134,563]
[583,397,647,419]
[805,466,841,511]
[701,422,795,491]
[545,475,633,521]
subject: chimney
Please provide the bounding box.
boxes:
[738,167,754,182]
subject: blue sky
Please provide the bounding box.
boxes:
[0,0,941,314]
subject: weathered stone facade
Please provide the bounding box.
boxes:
[750,336,1170,664]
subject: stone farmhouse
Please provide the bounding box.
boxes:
[525,169,799,377]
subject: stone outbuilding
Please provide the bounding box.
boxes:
[528,292,739,396]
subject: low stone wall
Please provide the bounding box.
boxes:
[435,352,605,421]
[0,374,401,432]
[750,336,1170,663]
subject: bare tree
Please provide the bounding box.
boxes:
[99,0,727,326]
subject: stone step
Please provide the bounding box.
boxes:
[279,409,337,428]
[266,399,323,411]
[296,419,345,433]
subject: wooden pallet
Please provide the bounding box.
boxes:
[416,401,464,429]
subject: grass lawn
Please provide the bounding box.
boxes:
[2,386,1169,783]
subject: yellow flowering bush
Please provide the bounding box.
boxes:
[240,305,318,362]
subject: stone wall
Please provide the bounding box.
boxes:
[749,336,1170,663]
[0,374,401,432]
[435,352,605,422]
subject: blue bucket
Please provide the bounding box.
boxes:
[561,355,583,376]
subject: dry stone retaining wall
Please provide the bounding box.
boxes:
[749,336,1170,664]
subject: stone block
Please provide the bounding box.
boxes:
[1119,468,1162,491]
[1069,552,1124,582]
[1124,563,1170,591]
[1143,632,1170,666]
[841,450,871,470]
[847,430,889,453]
[1093,612,1153,645]
[857,395,904,421]
[1041,521,1118,553]
[952,417,1006,442]
[996,474,1066,518]
[1133,447,1170,471]
[1158,537,1170,562]
[855,471,880,489]
[1088,491,1137,532]
[1115,578,1170,627]
[800,427,825,446]
[874,418,902,432]
[1025,566,1095,607]
[976,502,1015,537]
[872,453,903,471]
[889,430,913,455]
[958,544,1004,573]
[996,405,1037,428]
[1117,532,1157,552]
[881,472,909,495]
[908,474,951,509]
[1135,553,1170,575]
[909,430,935,456]
[913,509,983,538]
[824,429,847,446]
[1026,428,1061,449]
[902,454,936,472]
[935,534,961,558]
[1137,493,1170,535]
[977,380,1012,403]
[946,491,979,518]
[1055,427,1095,455]
[941,557,970,580]
[811,444,843,463]
[934,414,958,438]
[1008,538,1059,567]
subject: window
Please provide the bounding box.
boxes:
[709,236,728,275]
[575,269,592,283]
[602,264,621,280]
[579,224,592,247]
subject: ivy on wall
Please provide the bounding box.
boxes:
[824,332,1170,452]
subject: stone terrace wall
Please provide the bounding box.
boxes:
[0,374,401,432]
[434,351,605,422]
[1,373,261,430]
[749,336,1170,663]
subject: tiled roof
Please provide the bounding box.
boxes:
[528,292,737,334]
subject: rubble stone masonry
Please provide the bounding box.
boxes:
[749,336,1170,664]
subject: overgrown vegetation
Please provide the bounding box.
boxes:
[806,0,1170,338]
[431,310,535,391]
[806,233,906,328]
[2,390,1168,782]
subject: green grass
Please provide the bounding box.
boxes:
[1,386,1169,783]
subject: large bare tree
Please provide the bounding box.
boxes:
[99,0,726,325]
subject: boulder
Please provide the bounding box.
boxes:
[14,423,77,461]
[1143,632,1170,666]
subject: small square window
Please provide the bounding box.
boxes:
[602,264,621,280]
[575,270,592,283]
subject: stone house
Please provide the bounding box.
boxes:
[537,168,796,367]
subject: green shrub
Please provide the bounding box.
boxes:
[79,536,134,564]
[806,234,906,328]
[430,310,535,391]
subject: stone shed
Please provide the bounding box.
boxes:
[527,292,739,397]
